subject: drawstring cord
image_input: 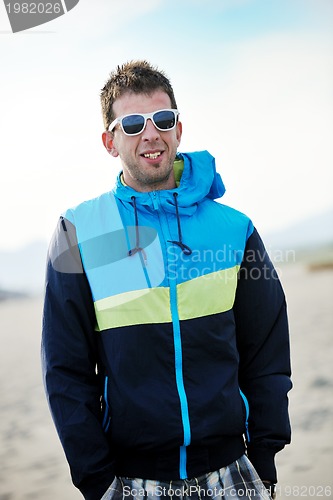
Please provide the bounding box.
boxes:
[128,196,147,263]
[128,192,192,260]
[168,193,192,255]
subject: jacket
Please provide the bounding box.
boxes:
[42,150,292,500]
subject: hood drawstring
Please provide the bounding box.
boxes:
[128,196,147,263]
[128,193,192,260]
[168,193,192,256]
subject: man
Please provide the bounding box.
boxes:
[42,60,292,500]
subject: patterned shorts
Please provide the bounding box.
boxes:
[101,455,271,500]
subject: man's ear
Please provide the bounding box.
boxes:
[102,131,119,157]
[176,120,182,147]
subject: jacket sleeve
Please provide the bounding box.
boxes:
[41,217,114,500]
[233,227,292,484]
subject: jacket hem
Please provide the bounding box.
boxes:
[114,437,246,480]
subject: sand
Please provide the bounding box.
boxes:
[0,263,332,499]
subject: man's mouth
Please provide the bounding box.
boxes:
[142,152,162,160]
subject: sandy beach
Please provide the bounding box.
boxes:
[0,263,332,499]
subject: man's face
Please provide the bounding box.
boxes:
[103,90,182,192]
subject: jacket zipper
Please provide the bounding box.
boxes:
[170,280,191,478]
[151,191,191,478]
[239,388,250,442]
[102,376,111,433]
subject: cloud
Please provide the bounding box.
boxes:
[170,0,251,8]
[179,32,333,231]
[50,0,162,38]
[169,28,332,231]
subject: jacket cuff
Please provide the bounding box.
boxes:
[79,471,115,500]
[246,445,277,484]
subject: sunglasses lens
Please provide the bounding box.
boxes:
[122,115,145,135]
[153,110,176,130]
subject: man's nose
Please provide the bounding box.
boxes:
[141,118,161,140]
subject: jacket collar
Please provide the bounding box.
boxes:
[113,150,225,216]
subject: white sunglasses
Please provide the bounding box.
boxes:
[108,109,179,136]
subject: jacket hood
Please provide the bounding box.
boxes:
[113,150,225,215]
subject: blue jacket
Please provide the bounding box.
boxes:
[42,151,292,500]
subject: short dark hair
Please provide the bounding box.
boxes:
[100,60,178,130]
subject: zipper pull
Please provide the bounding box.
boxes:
[151,191,159,210]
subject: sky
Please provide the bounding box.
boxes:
[0,0,332,251]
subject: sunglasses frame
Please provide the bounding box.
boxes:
[108,109,180,136]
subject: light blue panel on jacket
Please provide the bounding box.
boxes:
[63,192,165,301]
